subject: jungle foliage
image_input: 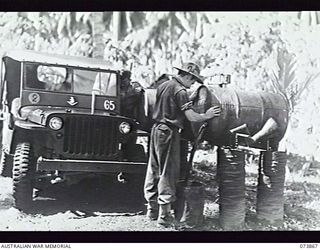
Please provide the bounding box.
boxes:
[0,11,319,160]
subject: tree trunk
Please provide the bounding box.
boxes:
[113,12,121,42]
[91,12,106,59]
[125,12,133,32]
[298,11,320,25]
[195,13,203,39]
[169,14,173,64]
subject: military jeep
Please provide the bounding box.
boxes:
[0,50,148,210]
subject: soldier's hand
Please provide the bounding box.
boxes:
[206,106,221,119]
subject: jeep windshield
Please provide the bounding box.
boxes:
[24,63,117,97]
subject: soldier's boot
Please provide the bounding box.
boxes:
[146,202,158,221]
[157,204,174,228]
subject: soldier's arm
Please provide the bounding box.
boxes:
[176,88,220,123]
[184,107,220,122]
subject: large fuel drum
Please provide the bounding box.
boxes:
[141,85,289,150]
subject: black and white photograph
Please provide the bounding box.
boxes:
[0,11,319,238]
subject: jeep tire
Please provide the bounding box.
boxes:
[12,142,35,210]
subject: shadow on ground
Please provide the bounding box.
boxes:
[24,175,146,216]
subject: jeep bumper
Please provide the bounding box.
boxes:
[36,157,147,174]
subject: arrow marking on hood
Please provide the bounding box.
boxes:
[67,97,78,106]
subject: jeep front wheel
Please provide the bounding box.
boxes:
[12,142,35,210]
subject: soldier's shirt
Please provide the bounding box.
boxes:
[152,76,192,130]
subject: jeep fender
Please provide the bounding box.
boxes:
[10,120,47,155]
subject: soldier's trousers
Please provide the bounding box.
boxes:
[144,123,181,205]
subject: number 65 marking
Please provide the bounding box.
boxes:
[104,100,116,110]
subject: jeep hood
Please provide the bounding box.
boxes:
[19,106,121,126]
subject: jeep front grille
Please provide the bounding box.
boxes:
[63,116,119,159]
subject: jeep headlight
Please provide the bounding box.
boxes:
[119,122,131,134]
[49,117,63,130]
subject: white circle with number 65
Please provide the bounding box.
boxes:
[104,100,116,110]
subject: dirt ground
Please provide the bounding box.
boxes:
[0,150,319,231]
